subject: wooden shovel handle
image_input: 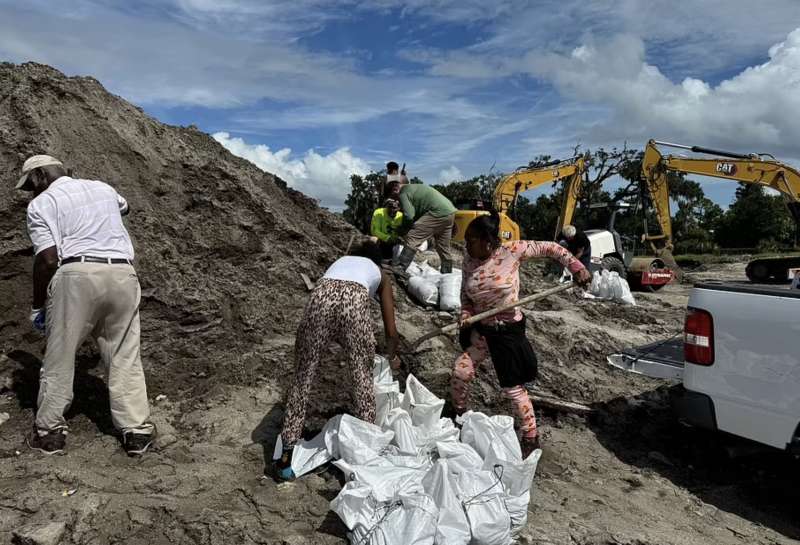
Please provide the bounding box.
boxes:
[410,282,574,351]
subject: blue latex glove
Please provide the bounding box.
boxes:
[30,308,46,334]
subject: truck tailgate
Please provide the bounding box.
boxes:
[607,337,684,380]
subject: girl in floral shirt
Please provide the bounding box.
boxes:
[454,211,590,457]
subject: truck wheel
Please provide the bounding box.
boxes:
[601,256,626,277]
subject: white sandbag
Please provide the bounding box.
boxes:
[590,270,601,294]
[373,355,393,385]
[289,433,332,478]
[334,459,428,502]
[459,411,522,461]
[422,460,471,545]
[413,418,460,452]
[401,374,445,430]
[417,261,442,279]
[438,272,462,311]
[617,274,636,306]
[458,468,512,545]
[384,408,418,455]
[375,381,403,428]
[597,269,612,299]
[324,414,395,466]
[331,484,438,545]
[408,276,439,306]
[435,441,484,475]
[483,448,542,535]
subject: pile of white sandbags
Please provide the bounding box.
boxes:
[286,357,542,545]
[403,260,462,312]
[589,270,636,305]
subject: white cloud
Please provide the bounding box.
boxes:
[520,29,800,154]
[213,132,370,209]
[437,166,464,184]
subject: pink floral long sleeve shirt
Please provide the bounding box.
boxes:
[461,240,585,324]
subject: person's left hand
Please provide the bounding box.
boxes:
[574,267,591,287]
[386,335,401,369]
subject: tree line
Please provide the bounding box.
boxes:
[343,147,798,255]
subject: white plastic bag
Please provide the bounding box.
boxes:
[597,269,611,299]
[375,381,403,428]
[435,441,484,475]
[334,459,428,501]
[438,272,462,312]
[331,484,438,545]
[401,374,445,430]
[459,411,521,461]
[483,448,542,535]
[590,270,601,293]
[422,460,471,545]
[324,414,395,466]
[458,469,512,545]
[617,275,636,306]
[408,276,439,306]
[384,408,418,455]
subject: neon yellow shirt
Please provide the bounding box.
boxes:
[371,208,403,242]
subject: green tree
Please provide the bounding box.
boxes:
[715,184,795,249]
[343,172,383,234]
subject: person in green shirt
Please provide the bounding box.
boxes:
[387,180,457,274]
[370,199,403,260]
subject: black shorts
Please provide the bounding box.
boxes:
[459,315,538,388]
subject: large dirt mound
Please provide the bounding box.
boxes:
[0,62,356,394]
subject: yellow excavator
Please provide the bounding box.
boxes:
[452,156,586,242]
[641,139,800,282]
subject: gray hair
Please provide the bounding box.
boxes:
[562,224,577,239]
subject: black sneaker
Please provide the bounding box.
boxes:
[27,427,67,455]
[272,445,296,482]
[123,430,155,456]
[521,436,541,459]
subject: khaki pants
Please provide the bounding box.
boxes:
[37,262,152,434]
[404,213,455,264]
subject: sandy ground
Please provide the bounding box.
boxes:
[1,261,798,545]
[0,64,797,545]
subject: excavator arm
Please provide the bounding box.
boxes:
[491,156,586,239]
[641,139,800,252]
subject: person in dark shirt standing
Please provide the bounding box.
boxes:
[560,225,592,270]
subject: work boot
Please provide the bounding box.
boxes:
[123,426,156,456]
[27,426,67,455]
[273,445,296,482]
[520,436,541,459]
[392,246,416,277]
[440,259,453,274]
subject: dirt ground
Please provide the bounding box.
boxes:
[0,63,798,545]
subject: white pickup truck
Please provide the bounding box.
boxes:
[608,281,800,452]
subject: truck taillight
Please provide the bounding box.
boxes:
[684,308,714,366]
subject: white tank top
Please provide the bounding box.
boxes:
[323,256,382,297]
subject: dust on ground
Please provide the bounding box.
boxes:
[0,63,798,545]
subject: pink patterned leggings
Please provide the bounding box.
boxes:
[451,329,538,439]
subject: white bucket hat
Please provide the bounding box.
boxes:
[16,155,63,190]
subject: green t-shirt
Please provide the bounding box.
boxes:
[398,184,456,221]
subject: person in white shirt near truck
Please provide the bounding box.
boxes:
[16,154,156,456]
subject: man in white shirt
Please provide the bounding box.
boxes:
[16,155,155,456]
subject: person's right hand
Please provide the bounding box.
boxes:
[574,267,591,287]
[458,311,472,329]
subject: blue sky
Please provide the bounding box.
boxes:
[2,0,800,210]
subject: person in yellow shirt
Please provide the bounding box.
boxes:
[371,199,403,260]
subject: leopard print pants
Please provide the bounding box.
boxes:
[280,278,376,447]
